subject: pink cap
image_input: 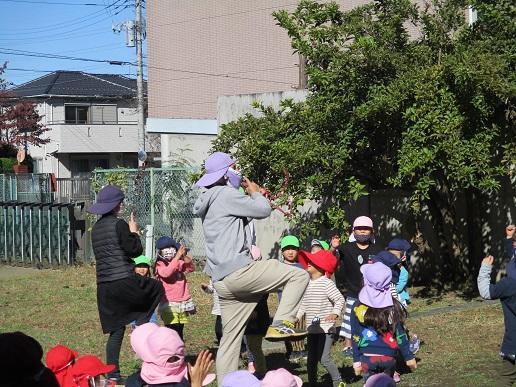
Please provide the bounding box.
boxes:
[353,216,373,229]
[261,368,303,387]
[130,323,159,362]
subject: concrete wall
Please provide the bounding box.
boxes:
[161,133,217,167]
[215,90,516,285]
[218,89,308,126]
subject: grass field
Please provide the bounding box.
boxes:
[0,265,508,386]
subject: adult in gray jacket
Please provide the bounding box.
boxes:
[193,152,309,384]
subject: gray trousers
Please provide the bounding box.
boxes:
[307,333,341,386]
[214,259,309,385]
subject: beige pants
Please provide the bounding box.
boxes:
[213,259,309,385]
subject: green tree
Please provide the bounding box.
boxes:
[213,0,515,286]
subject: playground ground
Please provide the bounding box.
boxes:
[0,265,506,386]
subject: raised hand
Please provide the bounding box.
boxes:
[187,350,214,387]
[482,255,494,266]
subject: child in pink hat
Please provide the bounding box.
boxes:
[331,216,381,357]
[350,262,417,383]
[130,323,215,387]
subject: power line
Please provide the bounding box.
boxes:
[1,47,294,85]
[0,0,121,6]
[0,0,127,34]
[0,4,129,41]
[0,47,133,64]
[144,63,294,85]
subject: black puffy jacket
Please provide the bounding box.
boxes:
[92,214,143,283]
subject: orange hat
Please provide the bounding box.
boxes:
[298,250,337,278]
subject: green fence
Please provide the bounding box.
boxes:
[0,173,54,202]
[91,167,206,262]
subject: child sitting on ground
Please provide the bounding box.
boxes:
[154,236,196,341]
[130,322,215,387]
[278,235,307,363]
[296,249,345,387]
[351,262,416,383]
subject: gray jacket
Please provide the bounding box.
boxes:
[193,185,271,281]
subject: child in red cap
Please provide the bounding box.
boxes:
[296,249,345,387]
[45,344,78,387]
[70,355,115,387]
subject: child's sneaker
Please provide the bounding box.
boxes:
[393,371,401,383]
[341,347,353,357]
[334,381,346,387]
[264,321,307,341]
[409,334,420,354]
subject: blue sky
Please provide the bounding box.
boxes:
[0,0,145,87]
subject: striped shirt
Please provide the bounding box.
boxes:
[297,275,345,333]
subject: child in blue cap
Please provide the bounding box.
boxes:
[154,236,196,341]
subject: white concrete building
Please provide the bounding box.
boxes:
[10,71,155,177]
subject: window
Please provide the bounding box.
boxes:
[65,105,89,124]
[90,105,117,124]
[64,104,118,124]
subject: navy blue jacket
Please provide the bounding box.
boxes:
[478,263,516,355]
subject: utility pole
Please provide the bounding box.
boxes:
[135,0,146,166]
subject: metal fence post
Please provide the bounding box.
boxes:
[150,168,155,229]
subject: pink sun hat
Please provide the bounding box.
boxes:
[133,325,215,386]
[130,322,159,362]
[262,368,303,387]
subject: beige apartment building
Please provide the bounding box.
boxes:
[146,1,472,166]
[146,0,368,165]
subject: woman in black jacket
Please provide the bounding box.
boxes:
[89,185,164,384]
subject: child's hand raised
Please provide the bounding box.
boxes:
[174,245,187,260]
[482,255,494,266]
[187,350,214,387]
[406,358,417,369]
[129,212,139,234]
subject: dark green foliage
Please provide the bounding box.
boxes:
[214,0,515,284]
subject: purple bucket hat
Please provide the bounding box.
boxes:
[222,370,260,387]
[359,262,393,308]
[196,152,235,187]
[87,185,125,215]
[364,372,396,387]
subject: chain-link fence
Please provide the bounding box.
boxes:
[91,167,206,262]
[0,173,54,202]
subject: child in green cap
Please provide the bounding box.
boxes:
[131,255,158,326]
[279,235,307,362]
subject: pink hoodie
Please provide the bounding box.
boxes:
[155,258,195,303]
